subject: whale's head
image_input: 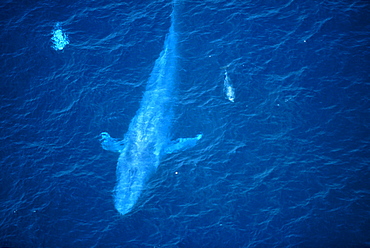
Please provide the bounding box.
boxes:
[113,140,159,215]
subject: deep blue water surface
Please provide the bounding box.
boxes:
[1,0,369,247]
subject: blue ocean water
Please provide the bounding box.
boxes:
[1,0,369,247]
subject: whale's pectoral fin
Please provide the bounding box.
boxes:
[165,134,203,154]
[100,132,124,153]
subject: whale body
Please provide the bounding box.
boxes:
[101,2,202,215]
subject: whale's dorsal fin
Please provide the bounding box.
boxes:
[165,134,203,154]
[100,132,124,153]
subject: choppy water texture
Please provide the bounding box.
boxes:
[1,0,369,247]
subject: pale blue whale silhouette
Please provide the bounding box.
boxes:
[101,3,202,215]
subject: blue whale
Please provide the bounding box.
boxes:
[101,3,202,215]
